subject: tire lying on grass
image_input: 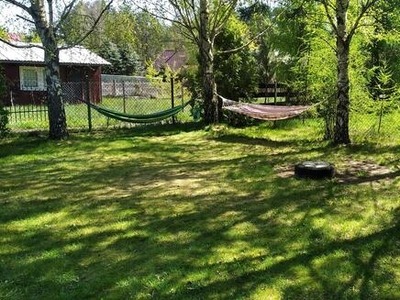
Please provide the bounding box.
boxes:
[294,161,335,179]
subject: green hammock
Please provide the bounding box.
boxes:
[86,100,192,123]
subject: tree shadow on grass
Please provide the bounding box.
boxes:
[1,131,399,299]
[337,169,400,185]
[1,122,203,159]
[213,132,400,157]
[213,133,338,159]
[3,169,398,299]
[98,121,204,138]
[0,135,51,158]
[174,222,400,299]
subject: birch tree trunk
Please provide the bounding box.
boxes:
[3,0,110,139]
[199,0,219,124]
[164,0,237,124]
[333,0,351,144]
[31,0,68,139]
[44,41,68,139]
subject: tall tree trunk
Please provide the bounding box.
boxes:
[32,1,69,140]
[44,43,69,140]
[334,0,351,144]
[199,0,219,124]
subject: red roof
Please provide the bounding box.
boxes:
[154,50,187,72]
[8,33,22,41]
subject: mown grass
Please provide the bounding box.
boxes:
[0,122,399,299]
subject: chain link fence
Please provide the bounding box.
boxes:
[3,77,400,143]
[5,75,194,131]
[349,99,400,143]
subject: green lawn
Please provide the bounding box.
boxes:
[0,122,399,299]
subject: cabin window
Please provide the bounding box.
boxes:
[19,66,46,91]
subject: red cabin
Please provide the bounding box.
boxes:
[0,41,110,106]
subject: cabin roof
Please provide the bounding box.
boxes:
[0,41,110,66]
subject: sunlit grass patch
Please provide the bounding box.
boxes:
[0,124,399,299]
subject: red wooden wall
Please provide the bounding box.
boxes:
[0,63,103,106]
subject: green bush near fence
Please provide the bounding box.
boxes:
[0,66,9,138]
[0,105,9,138]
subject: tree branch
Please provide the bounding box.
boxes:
[134,0,200,45]
[1,0,30,13]
[320,0,338,34]
[348,0,380,41]
[217,5,287,55]
[134,1,175,24]
[59,0,113,49]
[55,0,79,32]
[319,35,337,53]
[211,0,237,37]
[217,26,268,55]
[170,0,199,41]
[0,38,44,49]
[16,14,35,24]
[48,0,54,28]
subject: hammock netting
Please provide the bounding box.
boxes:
[221,97,312,121]
[85,95,311,123]
[85,100,192,123]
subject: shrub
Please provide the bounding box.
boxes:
[0,105,9,138]
[0,67,9,138]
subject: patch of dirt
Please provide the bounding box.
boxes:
[275,165,295,179]
[275,160,399,184]
[334,160,396,184]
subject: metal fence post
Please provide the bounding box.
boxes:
[122,81,126,113]
[171,76,175,124]
[181,81,184,106]
[85,75,92,132]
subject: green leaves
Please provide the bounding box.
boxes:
[99,41,142,75]
[214,15,259,101]
[0,66,9,138]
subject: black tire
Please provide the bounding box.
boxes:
[294,161,335,179]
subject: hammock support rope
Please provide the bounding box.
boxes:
[219,95,316,121]
[85,100,192,123]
